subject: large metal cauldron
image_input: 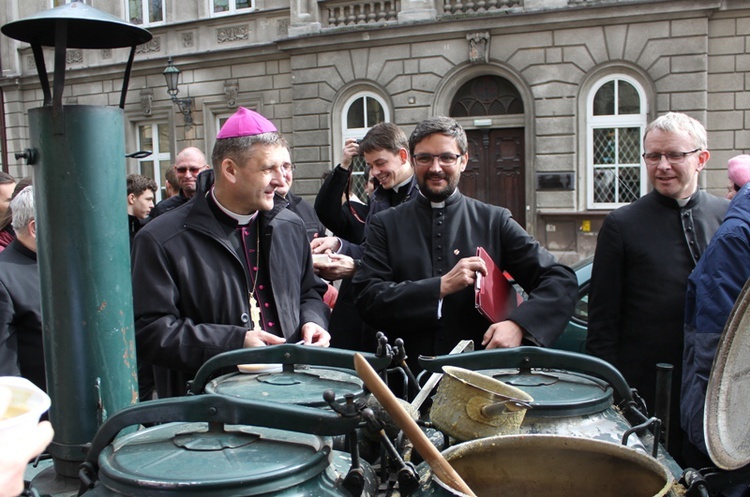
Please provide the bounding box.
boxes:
[190,345,390,407]
[420,347,682,479]
[413,434,675,497]
[77,395,376,496]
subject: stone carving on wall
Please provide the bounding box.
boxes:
[26,55,35,71]
[66,50,83,65]
[224,80,239,108]
[182,32,194,48]
[217,25,249,43]
[136,37,161,54]
[101,49,112,59]
[467,32,490,64]
[140,88,153,116]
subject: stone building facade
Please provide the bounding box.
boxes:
[0,0,748,262]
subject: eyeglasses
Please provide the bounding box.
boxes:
[413,153,462,167]
[641,149,701,166]
[175,166,205,174]
[281,163,296,172]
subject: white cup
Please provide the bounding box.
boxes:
[0,376,51,437]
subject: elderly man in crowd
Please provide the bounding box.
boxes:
[150,146,210,218]
[587,112,728,464]
[132,107,330,398]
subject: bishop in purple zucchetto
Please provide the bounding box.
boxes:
[216,106,277,139]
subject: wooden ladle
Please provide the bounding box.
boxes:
[353,353,478,497]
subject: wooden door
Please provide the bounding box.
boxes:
[462,128,525,226]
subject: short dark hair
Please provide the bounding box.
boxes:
[164,165,179,190]
[359,122,408,156]
[408,116,468,156]
[127,174,157,197]
[211,132,288,171]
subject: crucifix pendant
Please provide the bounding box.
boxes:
[249,294,262,330]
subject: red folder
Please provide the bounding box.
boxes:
[475,247,518,323]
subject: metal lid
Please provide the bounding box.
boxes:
[1,2,152,48]
[97,422,332,495]
[485,368,613,418]
[705,280,750,470]
[205,366,365,408]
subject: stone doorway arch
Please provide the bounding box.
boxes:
[450,75,526,226]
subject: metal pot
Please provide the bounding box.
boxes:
[430,366,532,441]
[414,434,677,497]
[78,395,377,497]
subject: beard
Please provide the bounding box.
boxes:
[419,170,459,202]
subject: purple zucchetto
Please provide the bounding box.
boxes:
[216,106,277,139]
[728,154,750,188]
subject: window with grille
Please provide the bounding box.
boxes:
[587,76,648,209]
[127,0,164,26]
[342,92,389,200]
[136,122,171,201]
[211,0,255,16]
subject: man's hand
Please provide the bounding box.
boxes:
[243,329,287,348]
[314,253,356,281]
[311,236,341,254]
[341,139,361,170]
[482,320,524,349]
[300,322,331,347]
[439,256,487,298]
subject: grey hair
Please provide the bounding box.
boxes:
[11,185,34,232]
[643,112,708,150]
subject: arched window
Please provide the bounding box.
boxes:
[450,75,523,116]
[586,75,648,209]
[341,92,389,198]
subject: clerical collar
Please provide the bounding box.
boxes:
[392,175,413,193]
[421,188,459,208]
[210,187,258,225]
[676,197,691,208]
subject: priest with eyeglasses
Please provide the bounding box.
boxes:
[352,116,578,375]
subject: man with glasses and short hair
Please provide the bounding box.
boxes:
[310,123,419,350]
[150,147,210,218]
[352,116,577,374]
[587,112,729,465]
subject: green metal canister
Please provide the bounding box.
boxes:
[29,105,138,477]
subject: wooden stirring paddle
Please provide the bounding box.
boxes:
[353,353,478,497]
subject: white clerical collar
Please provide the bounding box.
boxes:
[211,187,258,225]
[392,174,413,193]
[424,188,459,208]
[676,197,690,207]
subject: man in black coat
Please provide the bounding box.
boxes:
[0,185,45,392]
[132,107,330,398]
[352,117,577,373]
[149,146,209,219]
[586,112,729,465]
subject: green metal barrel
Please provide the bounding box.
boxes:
[29,105,137,477]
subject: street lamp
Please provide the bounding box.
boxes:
[163,56,193,125]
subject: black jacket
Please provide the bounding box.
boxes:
[353,191,577,372]
[587,189,728,412]
[314,165,368,244]
[0,239,45,392]
[278,191,326,242]
[150,190,189,219]
[132,170,329,397]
